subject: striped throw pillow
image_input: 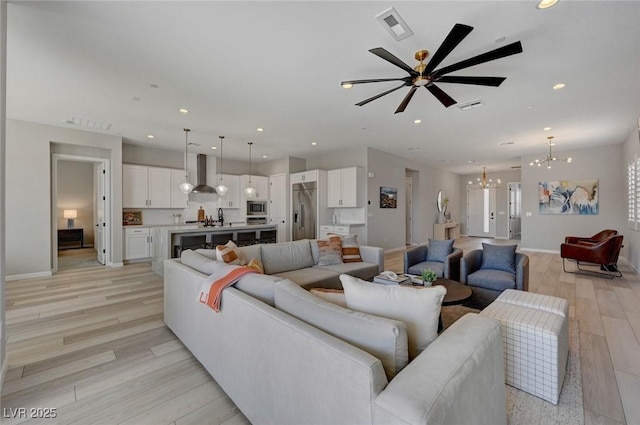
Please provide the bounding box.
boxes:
[216,240,241,265]
[317,236,343,266]
[330,233,362,263]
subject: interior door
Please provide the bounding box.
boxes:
[467,187,496,237]
[269,173,287,242]
[95,162,106,264]
[508,182,522,239]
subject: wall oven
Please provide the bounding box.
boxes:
[247,200,267,215]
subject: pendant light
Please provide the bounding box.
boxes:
[468,166,501,188]
[179,128,194,194]
[244,141,256,198]
[215,136,229,196]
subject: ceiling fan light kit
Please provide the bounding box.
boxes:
[341,23,523,114]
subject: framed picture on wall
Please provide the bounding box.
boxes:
[380,186,398,208]
[538,179,598,215]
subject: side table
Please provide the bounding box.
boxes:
[58,228,84,249]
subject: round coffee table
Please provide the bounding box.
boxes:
[430,278,472,331]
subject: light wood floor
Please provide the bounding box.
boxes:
[2,237,640,425]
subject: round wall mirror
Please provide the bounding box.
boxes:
[437,190,446,212]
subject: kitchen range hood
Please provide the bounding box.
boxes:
[191,154,216,194]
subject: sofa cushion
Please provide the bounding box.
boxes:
[180,250,226,275]
[340,274,446,360]
[272,268,341,290]
[310,288,347,307]
[317,236,343,266]
[426,239,455,262]
[406,261,445,278]
[234,273,282,306]
[330,234,363,263]
[313,262,379,282]
[274,279,409,379]
[481,243,517,274]
[261,240,314,274]
[194,248,217,259]
[467,269,516,291]
[216,240,242,265]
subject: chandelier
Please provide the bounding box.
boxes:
[529,136,572,169]
[468,166,500,188]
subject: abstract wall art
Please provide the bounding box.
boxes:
[538,179,598,215]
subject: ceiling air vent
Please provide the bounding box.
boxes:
[66,117,112,131]
[458,99,484,111]
[375,7,413,41]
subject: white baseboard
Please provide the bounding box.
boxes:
[519,247,560,254]
[109,262,124,268]
[6,271,52,281]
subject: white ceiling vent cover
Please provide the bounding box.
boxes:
[375,7,414,41]
[458,99,484,111]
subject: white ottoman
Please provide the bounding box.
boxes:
[480,289,569,404]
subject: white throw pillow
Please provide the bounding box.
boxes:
[340,274,446,359]
[215,240,243,265]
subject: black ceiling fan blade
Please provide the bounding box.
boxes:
[355,83,409,107]
[424,23,473,75]
[431,41,523,78]
[425,84,456,107]
[436,76,506,86]
[394,86,418,114]
[369,47,419,77]
[341,77,412,85]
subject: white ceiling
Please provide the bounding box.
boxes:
[6,1,640,174]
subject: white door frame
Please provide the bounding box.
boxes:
[467,186,497,237]
[405,177,413,245]
[52,154,111,272]
[507,182,522,239]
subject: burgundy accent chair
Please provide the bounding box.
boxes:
[561,234,624,278]
[564,229,617,245]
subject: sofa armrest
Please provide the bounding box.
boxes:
[515,253,529,291]
[443,247,463,281]
[372,314,506,425]
[460,250,483,284]
[404,245,428,274]
[359,245,384,274]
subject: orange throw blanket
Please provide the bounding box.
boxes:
[198,266,258,312]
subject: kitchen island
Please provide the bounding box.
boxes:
[151,223,277,276]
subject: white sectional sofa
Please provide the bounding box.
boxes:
[164,244,508,425]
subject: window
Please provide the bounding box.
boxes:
[628,158,640,231]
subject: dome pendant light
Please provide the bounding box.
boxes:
[179,129,194,194]
[244,141,256,198]
[215,136,229,196]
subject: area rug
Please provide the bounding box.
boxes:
[441,305,584,425]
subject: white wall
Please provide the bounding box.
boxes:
[1,0,7,387]
[520,144,625,253]
[623,126,640,270]
[6,119,123,277]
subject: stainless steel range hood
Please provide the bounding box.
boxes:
[191,154,216,194]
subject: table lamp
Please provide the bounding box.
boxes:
[64,209,77,228]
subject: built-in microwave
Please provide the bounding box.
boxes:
[247,200,267,215]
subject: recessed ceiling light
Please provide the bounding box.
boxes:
[495,36,506,43]
[544,127,552,131]
[211,146,217,150]
[414,119,422,124]
[311,142,318,146]
[527,106,534,109]
[262,155,268,159]
[467,160,476,164]
[257,128,264,132]
[147,134,155,139]
[500,141,514,145]
[536,0,559,9]
[179,108,189,114]
[553,83,566,90]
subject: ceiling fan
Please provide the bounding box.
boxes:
[341,23,523,113]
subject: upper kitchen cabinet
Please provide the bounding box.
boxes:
[219,174,241,208]
[327,166,362,208]
[240,175,269,200]
[123,164,181,208]
[290,170,321,184]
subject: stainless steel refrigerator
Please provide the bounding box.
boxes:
[292,181,317,240]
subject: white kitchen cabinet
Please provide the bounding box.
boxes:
[170,169,189,208]
[219,174,241,208]
[241,175,269,200]
[124,227,152,260]
[290,170,319,184]
[123,164,174,208]
[327,166,362,208]
[319,224,364,240]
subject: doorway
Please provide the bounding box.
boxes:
[467,186,496,237]
[52,154,110,272]
[508,182,522,240]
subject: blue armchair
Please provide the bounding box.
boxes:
[461,244,529,309]
[404,239,463,281]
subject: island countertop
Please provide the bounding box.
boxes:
[150,223,277,276]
